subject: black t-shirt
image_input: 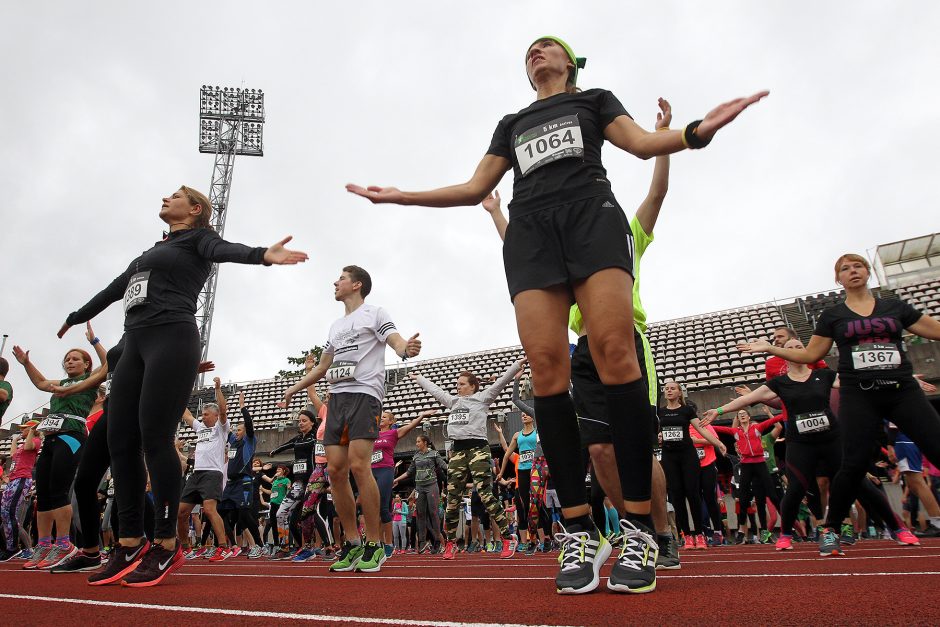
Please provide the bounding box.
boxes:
[814,299,922,385]
[657,405,696,451]
[487,89,630,216]
[67,228,267,331]
[765,369,839,443]
[272,431,316,483]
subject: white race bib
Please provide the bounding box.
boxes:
[448,409,470,425]
[514,115,584,177]
[196,429,213,444]
[325,360,357,383]
[661,426,684,442]
[795,411,831,434]
[518,450,535,465]
[37,416,65,433]
[655,449,663,461]
[315,443,326,458]
[763,450,770,460]
[697,448,706,460]
[293,461,308,474]
[851,343,901,370]
[123,271,151,313]
[371,450,384,465]
[228,449,237,460]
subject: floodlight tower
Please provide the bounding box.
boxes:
[196,86,265,387]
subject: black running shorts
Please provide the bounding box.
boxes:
[323,392,382,446]
[180,470,224,505]
[502,195,634,301]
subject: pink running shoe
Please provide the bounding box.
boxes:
[894,528,921,546]
[693,534,708,550]
[682,534,695,551]
[775,535,793,551]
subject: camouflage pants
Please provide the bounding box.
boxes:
[444,445,509,541]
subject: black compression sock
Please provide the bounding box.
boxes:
[625,512,654,532]
[533,392,587,507]
[604,380,653,502]
[564,514,596,533]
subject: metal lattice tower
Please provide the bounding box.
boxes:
[195,86,265,387]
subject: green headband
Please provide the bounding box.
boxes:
[526,36,587,90]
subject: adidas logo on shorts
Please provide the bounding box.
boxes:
[602,201,615,208]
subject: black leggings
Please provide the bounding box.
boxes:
[223,507,261,546]
[74,412,111,550]
[826,382,940,527]
[35,433,86,511]
[782,437,900,534]
[699,462,723,532]
[737,462,780,531]
[516,469,532,534]
[108,323,200,540]
[661,447,704,535]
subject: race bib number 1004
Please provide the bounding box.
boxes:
[514,115,584,177]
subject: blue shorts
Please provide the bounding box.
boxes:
[895,440,923,474]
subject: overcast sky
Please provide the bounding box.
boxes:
[1,1,937,425]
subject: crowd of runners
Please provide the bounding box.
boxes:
[1,36,939,598]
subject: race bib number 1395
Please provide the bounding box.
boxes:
[514,115,584,177]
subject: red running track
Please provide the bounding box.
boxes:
[1,540,939,626]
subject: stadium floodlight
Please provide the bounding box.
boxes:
[194,85,266,387]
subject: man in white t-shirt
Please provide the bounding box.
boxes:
[280,265,421,573]
[177,397,231,560]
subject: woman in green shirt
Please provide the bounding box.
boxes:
[12,341,101,570]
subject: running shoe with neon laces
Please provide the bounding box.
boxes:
[818,528,843,557]
[355,541,386,572]
[38,543,78,570]
[775,535,793,551]
[682,534,694,551]
[607,520,658,594]
[442,541,456,560]
[554,525,612,595]
[693,534,708,550]
[22,545,53,570]
[500,534,518,559]
[655,534,680,570]
[50,550,103,573]
[759,530,774,545]
[87,541,150,586]
[293,547,314,562]
[893,528,921,546]
[121,543,184,587]
[840,523,857,546]
[330,541,365,572]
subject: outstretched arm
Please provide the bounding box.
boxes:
[689,417,727,455]
[346,154,511,208]
[239,392,254,439]
[511,374,535,417]
[701,385,778,422]
[397,410,435,439]
[480,358,525,405]
[11,346,55,392]
[738,336,832,364]
[214,377,228,423]
[412,372,456,408]
[908,315,940,341]
[279,353,334,408]
[634,98,672,234]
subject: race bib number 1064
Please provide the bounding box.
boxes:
[514,115,584,177]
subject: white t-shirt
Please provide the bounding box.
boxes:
[323,303,397,401]
[193,419,230,473]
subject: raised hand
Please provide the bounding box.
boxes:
[304,353,317,372]
[264,236,309,266]
[702,409,719,423]
[197,361,216,374]
[717,443,728,456]
[405,333,422,358]
[699,414,714,427]
[482,190,501,214]
[345,184,406,205]
[276,389,293,409]
[213,377,222,388]
[734,385,750,397]
[84,322,96,343]
[655,98,672,130]
[12,345,29,365]
[737,339,773,354]
[418,409,438,420]
[239,391,246,409]
[696,91,770,142]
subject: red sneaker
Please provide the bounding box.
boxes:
[121,544,185,587]
[682,535,695,551]
[208,547,230,562]
[693,534,708,550]
[894,528,921,546]
[229,546,242,558]
[500,534,518,559]
[775,535,793,551]
[442,541,456,560]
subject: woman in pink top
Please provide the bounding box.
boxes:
[711,410,784,541]
[1,420,42,560]
[690,423,724,545]
[373,409,433,556]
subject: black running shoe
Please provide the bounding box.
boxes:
[655,534,680,570]
[914,525,940,538]
[87,541,150,586]
[734,531,747,545]
[121,543,184,587]
[554,525,611,595]
[0,549,17,563]
[51,551,102,573]
[608,520,658,594]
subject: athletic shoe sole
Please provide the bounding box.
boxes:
[818,549,844,557]
[655,562,681,570]
[88,559,145,586]
[556,540,612,595]
[607,578,656,594]
[329,558,362,572]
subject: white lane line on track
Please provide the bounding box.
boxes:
[160,571,940,581]
[0,593,576,627]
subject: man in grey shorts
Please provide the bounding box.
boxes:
[280,265,421,573]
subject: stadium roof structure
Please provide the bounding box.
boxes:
[875,232,940,287]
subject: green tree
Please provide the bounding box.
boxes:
[277,346,324,379]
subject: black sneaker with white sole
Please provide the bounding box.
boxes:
[654,533,680,570]
[50,551,102,573]
[553,525,611,595]
[607,520,658,594]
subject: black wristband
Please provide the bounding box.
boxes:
[684,120,711,149]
